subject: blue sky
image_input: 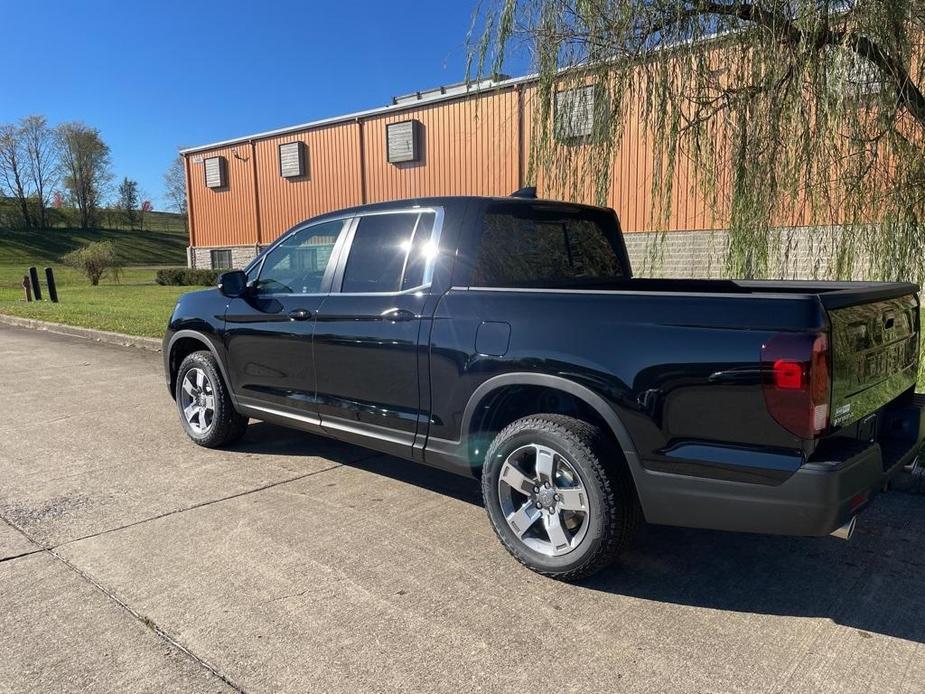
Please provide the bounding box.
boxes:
[1,0,526,210]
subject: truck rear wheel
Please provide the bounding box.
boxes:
[481,414,638,580]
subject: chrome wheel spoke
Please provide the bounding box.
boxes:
[534,445,555,485]
[203,395,215,411]
[183,402,199,423]
[196,369,205,390]
[182,377,196,396]
[499,460,536,496]
[556,487,587,512]
[543,512,570,551]
[506,500,542,537]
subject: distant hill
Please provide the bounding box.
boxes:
[0,200,188,267]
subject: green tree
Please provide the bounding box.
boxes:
[62,241,123,286]
[56,122,111,229]
[118,176,139,228]
[472,0,925,282]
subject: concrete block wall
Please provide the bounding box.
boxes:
[189,227,874,280]
[622,226,872,280]
[190,245,261,270]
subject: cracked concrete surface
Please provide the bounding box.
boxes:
[2,323,925,693]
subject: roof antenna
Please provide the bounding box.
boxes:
[510,186,537,199]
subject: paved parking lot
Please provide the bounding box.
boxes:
[2,323,925,693]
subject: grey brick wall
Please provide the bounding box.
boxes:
[623,227,872,280]
[190,226,873,280]
[190,245,261,270]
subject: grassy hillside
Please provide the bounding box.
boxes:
[0,215,187,272]
[0,212,193,337]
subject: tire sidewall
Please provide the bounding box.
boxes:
[482,422,612,574]
[175,352,224,445]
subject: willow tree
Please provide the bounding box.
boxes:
[470,0,925,281]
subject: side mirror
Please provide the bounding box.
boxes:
[218,270,248,298]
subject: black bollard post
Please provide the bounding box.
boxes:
[28,266,43,301]
[45,267,58,303]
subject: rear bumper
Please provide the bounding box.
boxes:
[639,400,924,536]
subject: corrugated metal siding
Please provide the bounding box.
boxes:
[186,81,759,247]
[186,145,258,247]
[361,89,521,202]
[254,123,363,244]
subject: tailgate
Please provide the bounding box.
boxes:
[829,293,920,427]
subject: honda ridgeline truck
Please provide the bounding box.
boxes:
[163,193,924,580]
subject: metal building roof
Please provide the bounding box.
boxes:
[179,73,534,156]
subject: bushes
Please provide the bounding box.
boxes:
[155,268,220,286]
[62,241,123,286]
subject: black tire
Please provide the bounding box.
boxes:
[481,414,639,581]
[175,350,248,448]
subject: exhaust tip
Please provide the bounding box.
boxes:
[831,516,857,541]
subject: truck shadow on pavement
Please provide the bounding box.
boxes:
[237,422,925,645]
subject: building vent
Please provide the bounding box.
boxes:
[386,120,421,163]
[279,141,306,178]
[204,156,226,188]
[555,86,596,140]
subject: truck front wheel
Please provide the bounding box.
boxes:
[175,350,248,448]
[481,414,638,580]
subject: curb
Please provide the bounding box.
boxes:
[0,314,162,353]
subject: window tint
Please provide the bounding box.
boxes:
[471,204,625,287]
[255,219,344,295]
[341,212,433,293]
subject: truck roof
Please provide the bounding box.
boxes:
[308,195,614,224]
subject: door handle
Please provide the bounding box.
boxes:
[381,308,415,322]
[288,308,313,321]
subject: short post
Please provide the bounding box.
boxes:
[45,267,58,303]
[22,275,32,302]
[28,266,43,301]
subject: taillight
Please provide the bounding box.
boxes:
[761,332,830,438]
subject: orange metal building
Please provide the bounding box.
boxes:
[181,73,826,277]
[181,73,725,272]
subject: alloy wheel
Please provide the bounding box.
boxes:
[497,443,591,556]
[179,367,215,435]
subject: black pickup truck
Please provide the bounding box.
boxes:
[164,194,924,580]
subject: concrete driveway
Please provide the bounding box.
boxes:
[1,323,924,694]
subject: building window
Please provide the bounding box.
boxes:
[826,47,883,99]
[555,86,597,140]
[386,120,421,163]
[211,249,232,269]
[279,141,307,178]
[204,156,226,188]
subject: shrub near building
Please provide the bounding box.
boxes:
[155,268,220,286]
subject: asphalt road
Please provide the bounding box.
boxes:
[2,323,925,693]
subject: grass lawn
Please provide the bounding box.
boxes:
[0,217,199,338]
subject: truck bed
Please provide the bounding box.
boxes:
[548,277,919,310]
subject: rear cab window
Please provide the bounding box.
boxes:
[470,202,626,288]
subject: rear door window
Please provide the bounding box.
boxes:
[340,211,436,293]
[471,203,625,287]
